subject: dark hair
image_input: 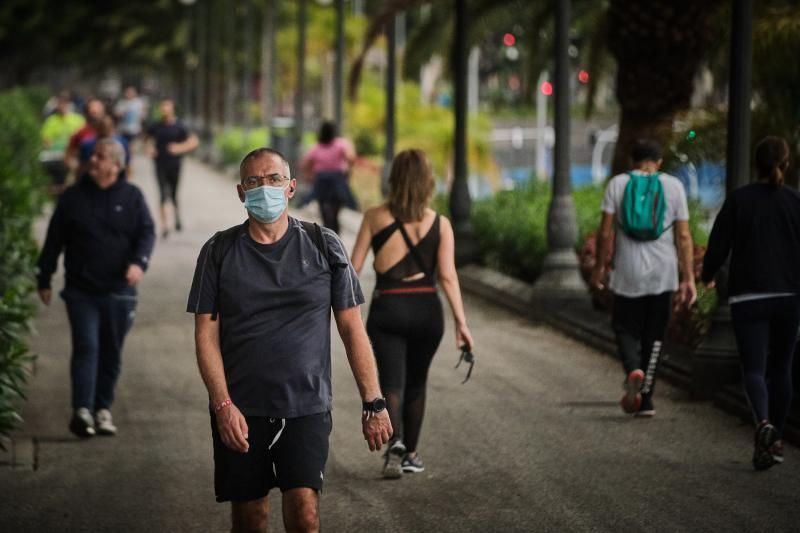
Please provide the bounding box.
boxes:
[755,136,790,186]
[387,149,435,222]
[239,147,290,180]
[630,139,662,164]
[318,121,337,144]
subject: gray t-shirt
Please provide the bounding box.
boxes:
[186,217,365,418]
[601,171,689,297]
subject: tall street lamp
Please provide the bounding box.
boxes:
[531,0,585,301]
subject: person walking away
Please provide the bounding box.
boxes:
[146,98,199,238]
[114,86,146,147]
[590,139,696,417]
[37,139,155,438]
[40,92,85,194]
[187,147,391,532]
[300,121,357,234]
[702,136,800,470]
[350,148,474,478]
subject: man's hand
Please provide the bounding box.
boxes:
[166,142,181,156]
[38,289,52,306]
[126,264,145,286]
[215,403,250,453]
[678,280,698,308]
[362,410,392,452]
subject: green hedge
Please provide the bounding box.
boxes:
[213,127,271,167]
[0,88,48,446]
[470,182,604,282]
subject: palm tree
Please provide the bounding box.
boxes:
[606,0,721,175]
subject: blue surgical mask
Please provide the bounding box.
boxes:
[243,185,287,223]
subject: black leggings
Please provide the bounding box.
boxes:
[366,292,444,453]
[731,296,800,436]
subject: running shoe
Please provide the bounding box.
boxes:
[634,394,656,418]
[771,440,784,465]
[753,421,778,471]
[69,407,96,438]
[620,369,644,414]
[401,454,425,473]
[382,439,406,479]
[95,409,117,436]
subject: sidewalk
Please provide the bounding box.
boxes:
[3,155,800,532]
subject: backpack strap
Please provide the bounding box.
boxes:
[300,220,329,267]
[210,221,246,321]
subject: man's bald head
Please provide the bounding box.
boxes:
[239,148,291,181]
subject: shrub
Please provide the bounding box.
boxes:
[0,88,48,446]
[213,127,270,167]
[471,182,604,282]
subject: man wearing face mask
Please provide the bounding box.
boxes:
[187,148,392,532]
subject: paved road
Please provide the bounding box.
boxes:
[2,155,800,532]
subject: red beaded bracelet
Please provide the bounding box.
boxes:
[213,398,232,412]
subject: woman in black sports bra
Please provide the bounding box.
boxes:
[351,149,474,479]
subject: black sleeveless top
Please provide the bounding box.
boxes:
[371,215,440,290]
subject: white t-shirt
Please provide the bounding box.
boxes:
[601,171,690,297]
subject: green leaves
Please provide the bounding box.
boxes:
[0,88,47,446]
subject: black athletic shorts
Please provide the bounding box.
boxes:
[210,411,332,503]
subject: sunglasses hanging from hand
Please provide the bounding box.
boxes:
[455,346,475,384]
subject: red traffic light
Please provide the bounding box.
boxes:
[540,81,553,96]
[578,70,589,84]
[503,33,516,47]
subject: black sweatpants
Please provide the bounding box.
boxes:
[730,295,800,436]
[612,292,672,397]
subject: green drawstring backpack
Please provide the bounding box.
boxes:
[620,172,668,241]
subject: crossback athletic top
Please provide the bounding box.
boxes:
[371,215,440,290]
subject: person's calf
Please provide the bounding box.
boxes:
[231,496,269,533]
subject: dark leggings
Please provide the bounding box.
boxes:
[366,292,444,453]
[731,296,800,436]
[155,162,181,207]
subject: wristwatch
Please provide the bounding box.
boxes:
[362,397,387,414]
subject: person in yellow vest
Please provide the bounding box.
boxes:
[40,92,85,194]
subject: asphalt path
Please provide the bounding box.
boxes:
[2,154,800,532]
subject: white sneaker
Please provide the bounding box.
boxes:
[382,439,406,479]
[95,409,117,436]
[69,407,96,438]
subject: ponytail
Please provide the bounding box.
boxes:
[755,136,790,187]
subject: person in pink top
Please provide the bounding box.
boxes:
[300,121,357,233]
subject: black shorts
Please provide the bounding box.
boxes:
[210,411,332,503]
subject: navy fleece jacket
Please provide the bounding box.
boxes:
[37,176,155,293]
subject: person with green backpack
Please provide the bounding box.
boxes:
[590,139,697,417]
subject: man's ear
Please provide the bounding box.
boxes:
[237,183,245,203]
[288,179,297,197]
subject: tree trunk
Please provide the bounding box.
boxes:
[611,109,673,176]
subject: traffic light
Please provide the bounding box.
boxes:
[577,70,589,84]
[503,33,516,47]
[540,81,553,96]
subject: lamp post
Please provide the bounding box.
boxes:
[450,0,477,265]
[693,0,753,399]
[381,15,397,197]
[293,0,307,171]
[531,0,585,301]
[178,0,197,127]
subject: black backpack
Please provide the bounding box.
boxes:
[208,219,328,320]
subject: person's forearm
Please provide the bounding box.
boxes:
[440,276,467,326]
[677,230,695,282]
[337,317,382,401]
[195,323,231,405]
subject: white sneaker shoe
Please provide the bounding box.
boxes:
[69,407,96,438]
[94,409,117,436]
[382,439,406,479]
